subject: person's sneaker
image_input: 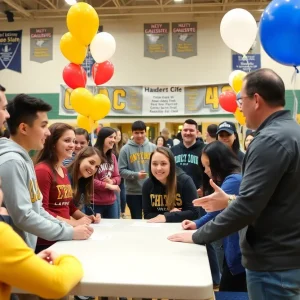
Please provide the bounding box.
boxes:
[74,296,95,300]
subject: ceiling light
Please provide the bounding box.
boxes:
[174,0,184,2]
[65,0,77,5]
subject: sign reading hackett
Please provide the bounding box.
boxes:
[59,84,232,117]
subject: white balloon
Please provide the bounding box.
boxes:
[220,9,257,55]
[90,32,116,63]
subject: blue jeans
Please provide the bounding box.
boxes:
[246,268,300,300]
[206,243,221,286]
[115,191,121,219]
[120,181,126,213]
[86,201,118,219]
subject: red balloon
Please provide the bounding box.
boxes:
[63,63,87,89]
[92,61,114,85]
[219,91,237,113]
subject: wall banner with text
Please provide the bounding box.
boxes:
[30,28,53,63]
[172,22,197,58]
[232,32,261,72]
[0,30,22,73]
[144,23,169,59]
[59,84,232,117]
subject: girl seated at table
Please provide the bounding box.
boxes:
[68,146,101,215]
[34,123,100,252]
[142,147,198,223]
[170,141,246,292]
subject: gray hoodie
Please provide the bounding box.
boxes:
[0,138,73,249]
[118,138,156,195]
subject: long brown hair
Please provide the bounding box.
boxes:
[149,147,177,210]
[94,127,116,164]
[35,123,75,169]
[113,128,124,156]
[67,146,101,206]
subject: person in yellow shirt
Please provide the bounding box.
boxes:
[0,177,84,300]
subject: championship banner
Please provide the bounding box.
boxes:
[59,84,232,117]
[30,28,53,63]
[0,30,22,73]
[172,22,197,58]
[144,23,169,59]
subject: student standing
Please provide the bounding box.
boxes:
[118,121,156,219]
[217,121,244,162]
[93,127,121,218]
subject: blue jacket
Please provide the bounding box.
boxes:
[194,174,244,275]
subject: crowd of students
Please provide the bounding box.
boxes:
[1,68,300,300]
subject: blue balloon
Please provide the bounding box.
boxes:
[260,0,300,66]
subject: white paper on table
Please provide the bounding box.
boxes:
[89,233,112,241]
[91,222,115,227]
[130,222,162,228]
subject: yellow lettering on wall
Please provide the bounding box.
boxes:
[221,85,233,93]
[113,89,126,110]
[205,87,219,109]
[64,88,73,110]
[98,88,109,98]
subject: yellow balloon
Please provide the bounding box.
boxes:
[234,108,246,126]
[89,94,111,121]
[67,2,99,46]
[232,71,247,93]
[71,88,93,117]
[77,114,97,133]
[60,32,87,64]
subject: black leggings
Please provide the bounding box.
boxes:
[219,258,247,292]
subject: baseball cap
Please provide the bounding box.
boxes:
[217,121,237,135]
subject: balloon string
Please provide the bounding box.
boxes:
[89,117,95,146]
[291,67,299,120]
[242,54,251,73]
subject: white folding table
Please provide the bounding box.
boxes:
[48,219,214,300]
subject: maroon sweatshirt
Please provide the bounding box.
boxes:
[93,154,121,205]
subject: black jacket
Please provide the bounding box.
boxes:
[142,168,198,222]
[193,110,300,271]
[171,139,205,189]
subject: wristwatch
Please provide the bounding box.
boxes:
[228,194,236,206]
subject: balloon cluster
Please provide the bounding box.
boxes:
[60,2,115,133]
[219,71,246,125]
[218,8,257,125]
